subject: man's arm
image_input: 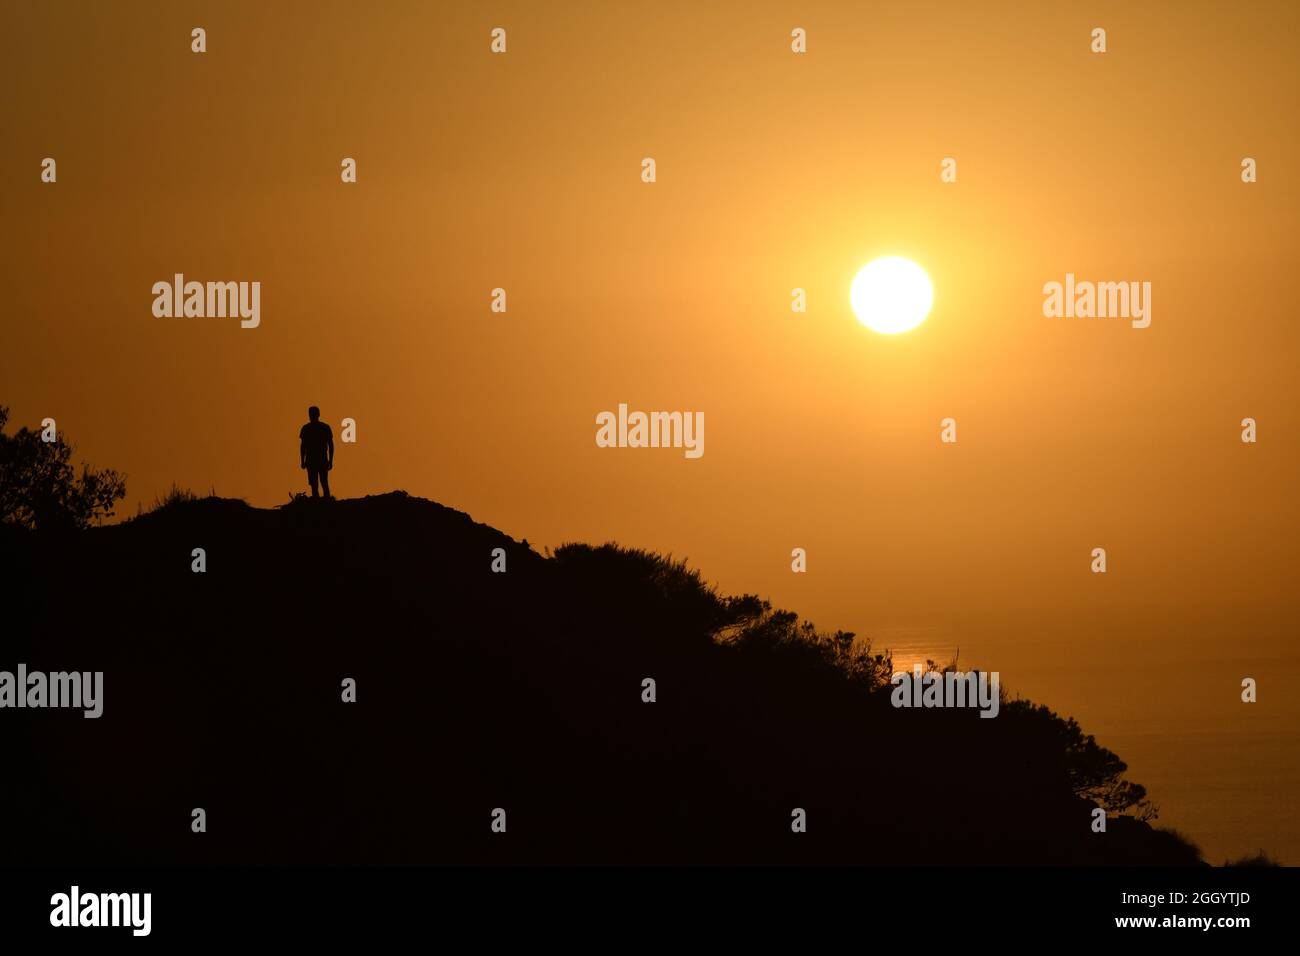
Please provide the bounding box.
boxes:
[299,427,307,468]
[326,427,335,468]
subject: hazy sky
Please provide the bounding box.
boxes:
[7,1,1297,612]
[4,1,1298,857]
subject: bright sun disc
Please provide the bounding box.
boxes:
[850,257,933,334]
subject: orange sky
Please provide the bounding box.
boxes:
[7,0,1298,615]
[4,0,1299,858]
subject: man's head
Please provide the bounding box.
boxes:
[308,406,320,422]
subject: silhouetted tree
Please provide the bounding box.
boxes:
[0,405,126,530]
[1001,700,1157,819]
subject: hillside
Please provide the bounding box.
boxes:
[0,492,1203,864]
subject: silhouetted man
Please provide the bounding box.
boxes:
[299,406,334,499]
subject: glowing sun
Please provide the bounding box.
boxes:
[850,257,933,335]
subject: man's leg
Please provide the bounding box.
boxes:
[320,469,331,500]
[308,467,320,498]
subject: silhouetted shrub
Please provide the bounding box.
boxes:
[143,482,202,514]
[1224,851,1280,867]
[0,405,126,530]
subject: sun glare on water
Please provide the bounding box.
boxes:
[850,257,934,335]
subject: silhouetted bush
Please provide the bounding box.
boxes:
[142,482,203,515]
[0,405,126,530]
[1224,851,1280,867]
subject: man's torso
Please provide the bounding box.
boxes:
[300,421,332,465]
